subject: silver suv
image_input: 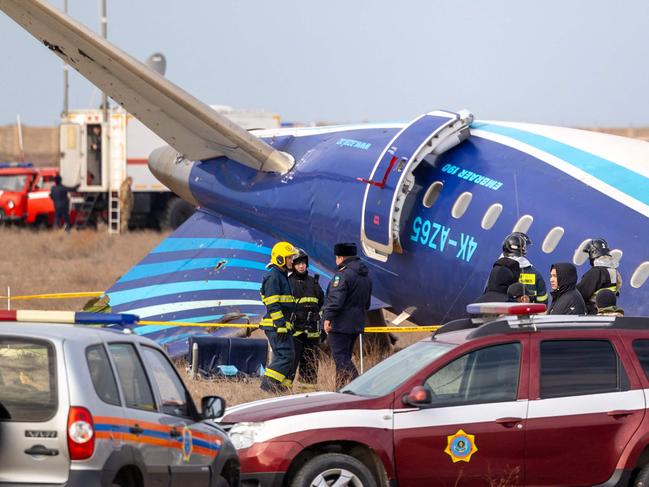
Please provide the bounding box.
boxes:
[0,323,239,486]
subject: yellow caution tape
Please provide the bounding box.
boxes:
[138,320,258,329]
[0,292,104,301]
[364,326,440,333]
[138,321,439,333]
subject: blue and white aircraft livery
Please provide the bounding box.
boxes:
[3,1,649,354]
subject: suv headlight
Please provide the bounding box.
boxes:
[229,422,265,450]
[6,200,14,209]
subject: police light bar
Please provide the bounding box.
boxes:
[0,310,139,325]
[0,162,33,168]
[466,302,547,316]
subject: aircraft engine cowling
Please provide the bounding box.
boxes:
[148,146,199,206]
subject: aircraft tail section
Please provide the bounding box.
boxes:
[105,209,335,356]
[0,0,293,173]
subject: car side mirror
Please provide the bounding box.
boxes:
[403,385,433,407]
[201,395,226,419]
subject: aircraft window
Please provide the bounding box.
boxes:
[422,181,443,208]
[451,192,473,219]
[542,227,565,253]
[481,203,503,230]
[573,239,592,266]
[631,262,649,288]
[512,215,533,234]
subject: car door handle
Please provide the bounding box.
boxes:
[169,428,182,438]
[25,445,59,456]
[129,424,144,435]
[607,410,634,418]
[495,417,523,426]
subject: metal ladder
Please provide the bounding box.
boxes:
[74,193,100,229]
[108,190,120,234]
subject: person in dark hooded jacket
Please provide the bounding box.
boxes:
[476,257,521,303]
[323,242,372,388]
[548,262,586,315]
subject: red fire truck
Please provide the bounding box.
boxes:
[0,163,61,226]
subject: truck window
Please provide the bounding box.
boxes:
[33,175,55,191]
[540,340,628,398]
[0,175,28,192]
[0,337,57,422]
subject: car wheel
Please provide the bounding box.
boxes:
[214,474,229,487]
[636,464,649,487]
[291,453,376,487]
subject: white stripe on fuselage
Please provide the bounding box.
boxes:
[487,121,649,180]
[121,299,262,318]
[251,123,405,139]
[472,128,649,219]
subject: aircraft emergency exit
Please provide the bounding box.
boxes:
[3,0,649,353]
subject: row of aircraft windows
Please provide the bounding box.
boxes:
[422,181,649,288]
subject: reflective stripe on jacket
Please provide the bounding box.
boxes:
[260,265,295,331]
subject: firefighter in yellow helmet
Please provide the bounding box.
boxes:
[260,241,298,392]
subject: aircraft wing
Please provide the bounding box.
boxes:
[0,0,293,173]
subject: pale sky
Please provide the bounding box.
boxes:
[1,0,649,127]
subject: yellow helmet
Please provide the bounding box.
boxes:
[269,241,298,268]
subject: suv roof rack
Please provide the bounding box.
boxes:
[433,303,649,341]
[465,315,649,340]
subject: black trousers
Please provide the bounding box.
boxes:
[54,206,70,228]
[291,333,320,384]
[260,330,294,391]
[327,331,359,388]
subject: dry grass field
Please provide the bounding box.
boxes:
[0,227,430,406]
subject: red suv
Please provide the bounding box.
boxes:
[220,303,649,486]
[0,163,59,225]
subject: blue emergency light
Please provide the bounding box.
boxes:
[0,162,34,168]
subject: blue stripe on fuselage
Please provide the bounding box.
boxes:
[152,238,272,255]
[108,280,261,307]
[119,258,268,282]
[475,123,649,207]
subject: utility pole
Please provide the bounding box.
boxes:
[62,0,68,116]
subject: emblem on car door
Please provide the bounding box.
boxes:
[182,426,193,462]
[445,429,478,463]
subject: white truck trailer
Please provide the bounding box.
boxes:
[59,106,281,232]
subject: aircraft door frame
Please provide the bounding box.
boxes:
[59,123,85,187]
[360,110,473,262]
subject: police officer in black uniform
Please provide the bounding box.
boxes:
[577,238,622,315]
[323,242,372,388]
[259,241,298,392]
[502,232,548,304]
[288,249,325,386]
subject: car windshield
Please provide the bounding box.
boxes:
[0,175,28,191]
[340,340,455,397]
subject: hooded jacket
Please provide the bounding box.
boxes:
[476,258,520,303]
[577,255,622,315]
[549,263,586,315]
[323,256,372,334]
